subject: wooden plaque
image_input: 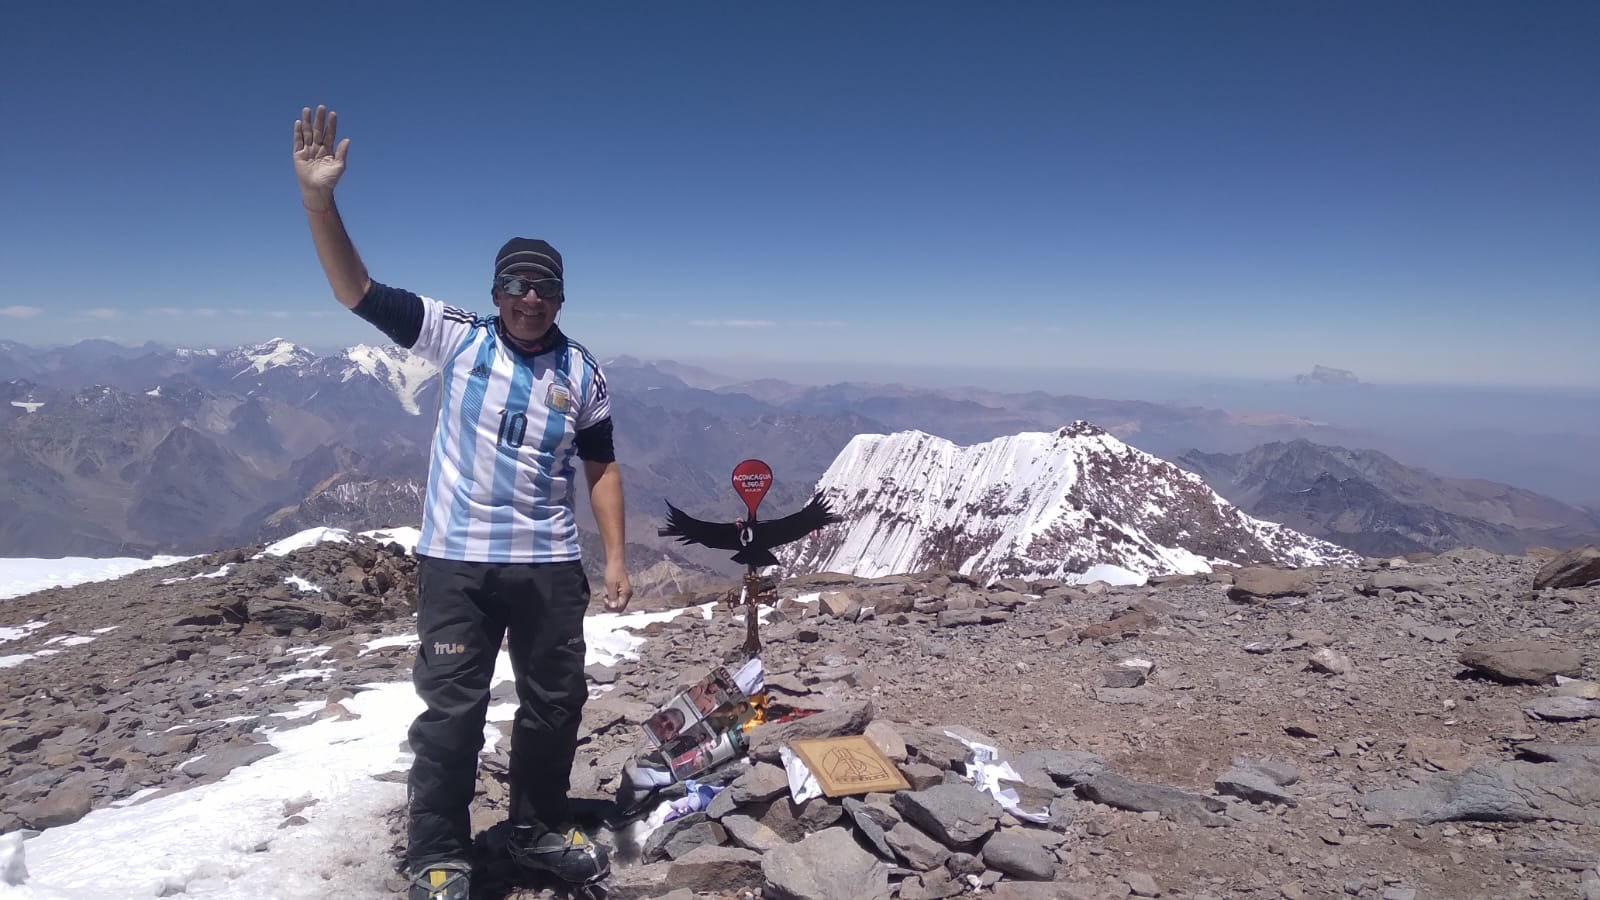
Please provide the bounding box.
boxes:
[789,735,911,797]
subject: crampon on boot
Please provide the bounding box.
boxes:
[407,861,470,900]
[507,823,610,886]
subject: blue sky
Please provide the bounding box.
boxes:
[1,1,1596,387]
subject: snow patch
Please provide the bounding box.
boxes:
[1069,564,1148,586]
[1,555,191,601]
[361,526,421,553]
[0,621,48,643]
[256,527,352,557]
[361,634,417,653]
[162,564,233,585]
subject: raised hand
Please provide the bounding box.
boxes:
[293,105,349,208]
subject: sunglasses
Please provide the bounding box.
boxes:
[494,274,564,300]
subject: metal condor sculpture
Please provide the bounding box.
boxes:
[658,460,840,652]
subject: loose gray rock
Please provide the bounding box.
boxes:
[1555,679,1600,699]
[608,860,672,899]
[898,869,965,900]
[902,727,984,771]
[1076,772,1228,826]
[762,826,891,900]
[980,829,1056,880]
[180,742,279,779]
[1216,767,1297,806]
[1360,754,1600,825]
[747,701,875,764]
[1127,870,1162,896]
[1233,757,1299,786]
[1227,568,1311,602]
[1102,666,1148,688]
[890,783,1002,851]
[720,814,786,853]
[664,844,762,894]
[899,761,945,790]
[245,596,325,633]
[13,782,93,829]
[863,720,907,762]
[937,609,984,628]
[1361,571,1452,596]
[727,762,790,804]
[1308,647,1351,675]
[842,796,897,860]
[884,820,951,871]
[1458,640,1585,684]
[1524,697,1600,721]
[1502,838,1600,872]
[1533,546,1600,590]
[1010,748,1107,786]
[643,812,725,862]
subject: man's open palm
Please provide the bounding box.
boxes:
[293,105,348,199]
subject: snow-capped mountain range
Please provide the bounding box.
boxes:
[5,338,1592,582]
[219,339,438,415]
[779,421,1361,584]
[2,338,440,419]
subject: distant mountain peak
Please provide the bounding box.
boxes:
[1060,419,1108,438]
[337,345,437,415]
[779,425,1358,584]
[1177,439,1600,557]
[233,338,317,376]
[1296,364,1360,385]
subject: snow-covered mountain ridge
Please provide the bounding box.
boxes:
[779,421,1361,584]
[219,339,438,415]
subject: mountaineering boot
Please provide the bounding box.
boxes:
[507,822,610,885]
[407,861,470,900]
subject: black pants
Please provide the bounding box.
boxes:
[406,555,590,869]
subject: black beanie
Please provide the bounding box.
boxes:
[494,238,563,280]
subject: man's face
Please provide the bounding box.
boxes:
[493,270,564,342]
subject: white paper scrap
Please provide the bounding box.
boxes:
[779,745,823,803]
[943,730,1051,824]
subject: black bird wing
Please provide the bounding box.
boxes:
[658,501,743,551]
[748,492,842,550]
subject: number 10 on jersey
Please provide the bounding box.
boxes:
[498,409,528,448]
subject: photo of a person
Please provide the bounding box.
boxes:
[661,721,743,780]
[704,699,752,735]
[684,680,720,715]
[644,707,686,744]
[684,667,739,715]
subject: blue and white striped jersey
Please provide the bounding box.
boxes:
[353,282,611,563]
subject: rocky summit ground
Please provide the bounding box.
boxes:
[2,540,1599,899]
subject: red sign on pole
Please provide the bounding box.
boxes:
[731,459,773,519]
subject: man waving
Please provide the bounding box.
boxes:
[292,104,630,900]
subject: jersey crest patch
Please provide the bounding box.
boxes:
[546,383,572,412]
